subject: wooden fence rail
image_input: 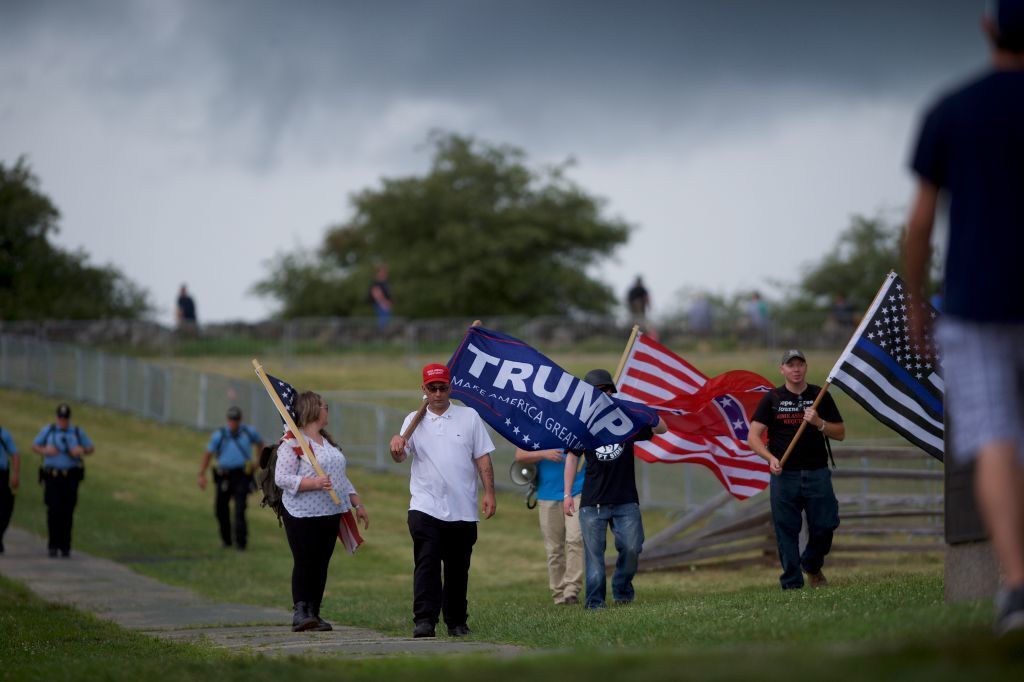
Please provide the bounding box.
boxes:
[632,447,944,572]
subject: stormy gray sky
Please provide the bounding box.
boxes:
[1,0,988,323]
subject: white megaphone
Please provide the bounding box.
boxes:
[509,461,538,509]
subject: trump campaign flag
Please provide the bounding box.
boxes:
[616,332,772,500]
[447,326,661,452]
[827,271,944,460]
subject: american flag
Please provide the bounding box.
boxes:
[617,333,772,500]
[827,271,943,460]
[266,373,298,422]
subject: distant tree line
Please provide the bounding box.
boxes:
[0,158,151,320]
[3,141,938,326]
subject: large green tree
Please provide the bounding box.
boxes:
[253,133,632,318]
[0,158,152,320]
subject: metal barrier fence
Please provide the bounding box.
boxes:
[0,333,940,515]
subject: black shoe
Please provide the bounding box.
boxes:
[310,602,332,631]
[447,624,471,637]
[291,602,319,632]
[413,621,436,638]
[60,550,71,558]
[48,548,58,558]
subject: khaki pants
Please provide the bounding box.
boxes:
[538,496,583,603]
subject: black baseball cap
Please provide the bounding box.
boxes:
[583,368,617,393]
[226,406,242,420]
[780,349,806,364]
[56,403,71,419]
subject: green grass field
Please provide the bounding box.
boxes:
[1,383,1019,680]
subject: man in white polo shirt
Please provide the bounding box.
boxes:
[390,363,497,639]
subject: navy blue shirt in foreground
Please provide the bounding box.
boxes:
[910,69,1024,322]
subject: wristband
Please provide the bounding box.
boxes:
[818,420,826,432]
[563,493,571,499]
[352,503,363,509]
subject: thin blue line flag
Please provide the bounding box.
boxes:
[448,326,660,452]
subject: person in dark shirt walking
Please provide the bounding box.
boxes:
[747,350,845,590]
[563,368,666,609]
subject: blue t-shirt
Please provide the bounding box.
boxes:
[910,69,1024,322]
[208,425,262,470]
[0,428,16,471]
[34,424,93,471]
[536,453,584,501]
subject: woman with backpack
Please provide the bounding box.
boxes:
[275,391,369,631]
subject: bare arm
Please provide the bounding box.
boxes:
[514,447,564,464]
[475,454,496,519]
[197,451,213,489]
[563,450,580,516]
[32,442,58,456]
[747,421,780,475]
[653,417,668,435]
[903,179,939,345]
[389,435,408,462]
[9,452,19,489]
[370,285,392,310]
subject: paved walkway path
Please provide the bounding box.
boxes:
[0,527,520,658]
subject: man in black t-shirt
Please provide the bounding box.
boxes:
[563,368,667,609]
[748,350,845,590]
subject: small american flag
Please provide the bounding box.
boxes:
[828,271,944,460]
[617,333,772,500]
[266,373,298,422]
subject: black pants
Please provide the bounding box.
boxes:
[281,508,341,606]
[0,469,13,551]
[43,473,80,553]
[407,510,477,627]
[214,469,250,548]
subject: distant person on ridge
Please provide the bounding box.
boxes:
[626,275,650,327]
[368,264,394,330]
[176,284,197,335]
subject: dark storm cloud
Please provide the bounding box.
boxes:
[0,0,987,162]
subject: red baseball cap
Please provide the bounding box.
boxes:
[422,363,451,385]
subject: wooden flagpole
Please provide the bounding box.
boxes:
[777,381,832,470]
[612,324,641,385]
[779,274,895,469]
[252,359,341,505]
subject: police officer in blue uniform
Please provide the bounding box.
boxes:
[31,403,94,558]
[0,425,21,554]
[197,406,264,550]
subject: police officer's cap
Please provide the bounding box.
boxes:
[226,406,242,420]
[56,403,71,419]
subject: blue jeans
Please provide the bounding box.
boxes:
[578,503,644,608]
[770,468,840,589]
